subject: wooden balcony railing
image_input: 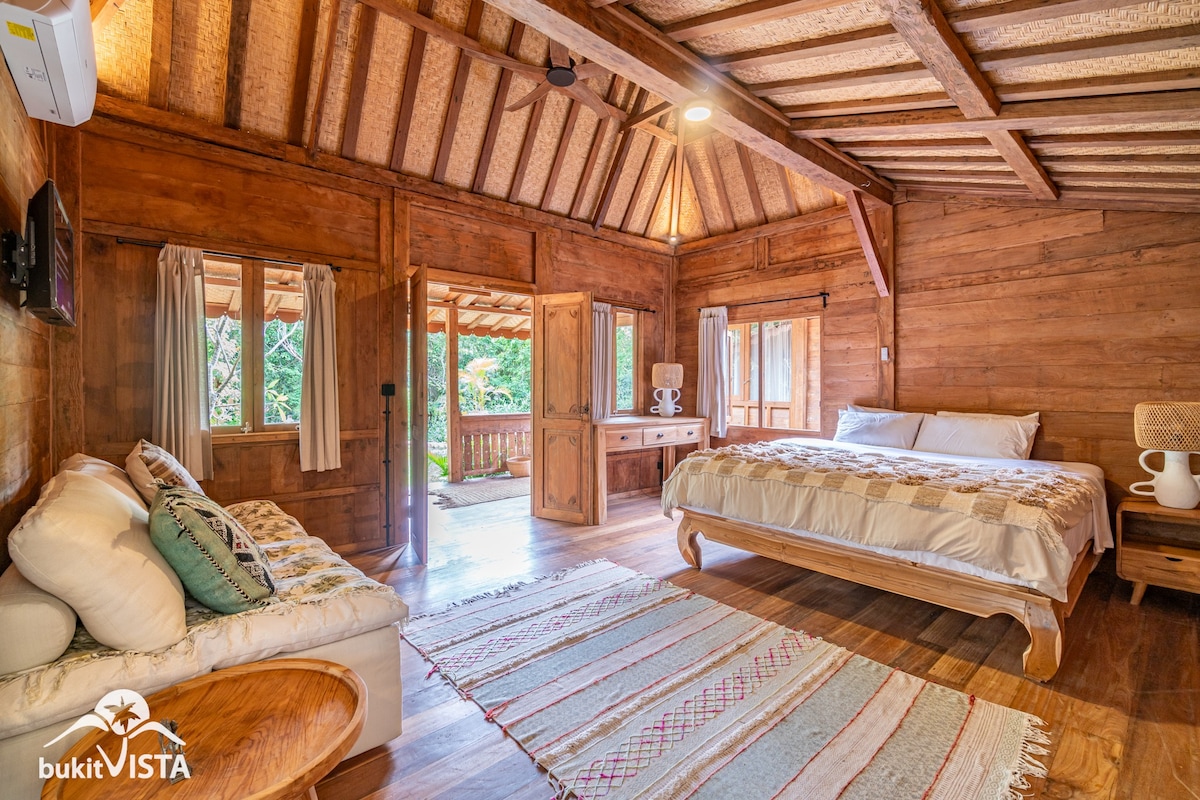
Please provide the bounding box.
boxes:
[452,413,532,482]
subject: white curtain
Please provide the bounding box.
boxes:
[153,245,213,479]
[300,263,341,472]
[697,306,729,438]
[762,320,793,402]
[591,301,614,420]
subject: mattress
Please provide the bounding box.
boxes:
[0,501,408,740]
[662,438,1113,601]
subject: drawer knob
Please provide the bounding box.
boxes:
[620,435,629,440]
[1166,556,1184,562]
[686,430,694,435]
[656,433,665,438]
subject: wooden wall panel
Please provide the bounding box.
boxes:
[895,200,1200,503]
[409,205,535,283]
[80,133,382,265]
[0,72,50,568]
[675,207,891,444]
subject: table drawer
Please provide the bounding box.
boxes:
[1119,543,1200,594]
[605,429,642,451]
[674,423,703,444]
[642,426,678,446]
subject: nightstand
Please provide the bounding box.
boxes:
[1116,499,1200,605]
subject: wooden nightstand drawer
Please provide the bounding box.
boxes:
[605,429,641,451]
[1118,542,1200,594]
[674,424,703,444]
[642,426,678,446]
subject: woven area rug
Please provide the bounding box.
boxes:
[403,560,1049,800]
[430,475,530,508]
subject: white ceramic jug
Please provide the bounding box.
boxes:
[1130,449,1200,509]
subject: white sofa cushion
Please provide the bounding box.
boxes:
[126,439,205,504]
[0,565,77,675]
[7,470,187,653]
[0,500,406,741]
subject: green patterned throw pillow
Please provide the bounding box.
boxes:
[149,486,276,614]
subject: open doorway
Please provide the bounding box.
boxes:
[425,283,533,512]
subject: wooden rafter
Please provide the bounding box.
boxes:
[307,0,350,156]
[703,136,735,232]
[645,155,675,236]
[999,69,1200,103]
[621,127,665,231]
[223,0,253,128]
[784,94,956,118]
[841,137,992,151]
[509,97,548,203]
[570,76,626,218]
[593,88,649,230]
[664,0,846,43]
[735,142,768,227]
[147,0,173,110]
[668,109,684,240]
[433,0,486,184]
[975,23,1200,71]
[1028,131,1200,149]
[484,0,892,205]
[749,63,930,98]
[541,98,582,209]
[985,130,1058,200]
[287,0,322,146]
[948,0,1145,33]
[846,191,889,298]
[389,0,434,172]
[711,25,900,72]
[473,23,527,194]
[341,5,378,160]
[776,162,799,217]
[682,164,710,239]
[792,91,1200,136]
[89,0,128,31]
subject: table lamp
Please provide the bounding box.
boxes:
[1131,401,1200,509]
[651,363,683,418]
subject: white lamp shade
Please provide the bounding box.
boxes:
[652,363,684,389]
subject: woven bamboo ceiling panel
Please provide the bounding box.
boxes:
[91,0,1200,246]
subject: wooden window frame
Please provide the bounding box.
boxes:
[726,303,822,435]
[204,256,304,435]
[611,307,640,416]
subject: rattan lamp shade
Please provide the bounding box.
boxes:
[1134,402,1200,450]
[652,363,684,390]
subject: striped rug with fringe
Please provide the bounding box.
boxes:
[402,560,1049,800]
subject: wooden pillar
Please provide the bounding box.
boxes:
[447,307,463,482]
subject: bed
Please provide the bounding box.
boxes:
[661,428,1113,682]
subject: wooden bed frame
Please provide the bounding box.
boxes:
[675,506,1099,682]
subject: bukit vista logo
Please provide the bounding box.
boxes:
[41,689,191,782]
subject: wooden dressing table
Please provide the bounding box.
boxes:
[593,415,710,524]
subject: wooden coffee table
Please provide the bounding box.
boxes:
[42,659,366,800]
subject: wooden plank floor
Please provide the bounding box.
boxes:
[318,493,1200,800]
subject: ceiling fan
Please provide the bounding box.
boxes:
[506,41,615,119]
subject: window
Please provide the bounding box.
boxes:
[613,309,637,414]
[204,257,305,432]
[727,314,820,431]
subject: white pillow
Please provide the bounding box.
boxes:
[0,564,77,674]
[59,453,147,508]
[126,439,205,505]
[846,403,903,415]
[936,411,1040,458]
[7,470,187,652]
[913,414,1035,460]
[834,409,925,450]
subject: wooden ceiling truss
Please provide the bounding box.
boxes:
[88,0,1200,250]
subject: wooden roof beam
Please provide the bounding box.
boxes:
[571,76,627,218]
[665,0,849,43]
[472,23,527,194]
[389,0,434,171]
[711,25,900,72]
[224,0,252,129]
[1026,131,1200,149]
[484,0,892,206]
[307,0,351,157]
[147,0,172,110]
[784,93,956,118]
[985,130,1058,200]
[735,142,768,227]
[541,98,583,209]
[340,5,378,160]
[508,97,548,203]
[948,0,1145,33]
[846,191,889,298]
[287,0,321,145]
[668,109,685,240]
[703,136,736,231]
[593,88,649,229]
[791,91,1200,137]
[433,0,486,184]
[89,0,127,30]
[620,113,669,231]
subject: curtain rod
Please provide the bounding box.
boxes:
[116,237,342,272]
[705,291,829,310]
[595,297,657,313]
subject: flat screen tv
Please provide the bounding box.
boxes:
[25,179,75,326]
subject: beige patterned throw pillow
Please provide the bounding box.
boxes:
[126,439,205,504]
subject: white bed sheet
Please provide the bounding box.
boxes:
[662,438,1113,601]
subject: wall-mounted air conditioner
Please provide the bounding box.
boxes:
[0,0,96,127]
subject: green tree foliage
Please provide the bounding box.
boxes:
[615,323,634,411]
[426,333,531,444]
[264,319,304,424]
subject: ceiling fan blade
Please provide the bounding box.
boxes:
[566,82,615,120]
[549,40,571,69]
[505,80,553,112]
[572,62,609,81]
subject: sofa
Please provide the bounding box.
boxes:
[0,450,408,799]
